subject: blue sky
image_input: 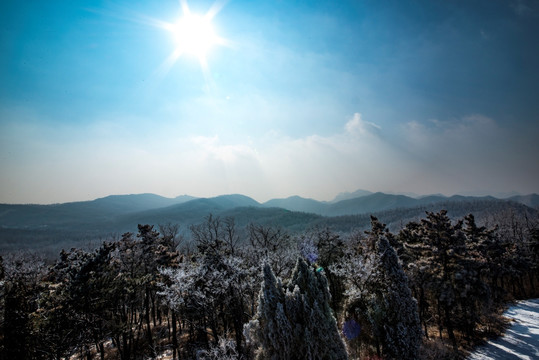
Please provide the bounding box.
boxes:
[1,0,538,203]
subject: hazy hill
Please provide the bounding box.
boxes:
[0,193,196,229]
[2,192,537,230]
[314,198,538,233]
[508,194,539,209]
[220,206,322,231]
[325,192,420,216]
[1,191,538,255]
[113,194,261,230]
[202,194,260,208]
[331,189,373,203]
[260,193,499,217]
[0,194,263,253]
[263,196,327,214]
[91,193,195,213]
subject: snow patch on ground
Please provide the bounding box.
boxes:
[467,298,539,360]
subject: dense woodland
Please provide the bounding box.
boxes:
[0,209,538,359]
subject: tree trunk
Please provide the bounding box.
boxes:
[99,342,105,360]
[172,311,179,360]
[437,301,443,340]
[145,288,156,358]
[444,303,458,352]
[419,286,429,340]
[151,292,157,327]
[233,303,244,356]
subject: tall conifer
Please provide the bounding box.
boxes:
[245,259,347,359]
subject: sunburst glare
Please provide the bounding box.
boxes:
[154,0,229,88]
[172,13,217,59]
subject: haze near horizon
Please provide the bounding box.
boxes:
[1,0,538,204]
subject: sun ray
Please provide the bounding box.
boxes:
[205,0,229,21]
[120,0,230,88]
[199,56,216,93]
[153,48,182,81]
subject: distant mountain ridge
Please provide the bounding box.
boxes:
[0,193,196,228]
[263,196,327,214]
[330,189,373,203]
[1,190,537,229]
[261,192,536,216]
[1,190,537,254]
[508,194,539,208]
[90,193,196,213]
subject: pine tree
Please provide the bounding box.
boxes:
[287,258,348,359]
[244,263,291,359]
[338,217,421,359]
[1,254,46,359]
[245,258,347,359]
[372,235,422,359]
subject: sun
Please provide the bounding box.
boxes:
[154,0,228,86]
[171,13,218,59]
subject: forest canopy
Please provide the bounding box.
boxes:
[0,209,538,359]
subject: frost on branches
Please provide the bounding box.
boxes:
[333,217,421,360]
[244,258,348,360]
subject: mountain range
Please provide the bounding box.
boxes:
[1,190,537,254]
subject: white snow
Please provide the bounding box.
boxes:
[467,298,539,360]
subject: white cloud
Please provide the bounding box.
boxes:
[1,106,537,203]
[398,114,539,195]
[403,114,499,151]
[345,113,381,136]
[189,135,261,164]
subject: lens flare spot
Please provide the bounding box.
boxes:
[172,14,218,58]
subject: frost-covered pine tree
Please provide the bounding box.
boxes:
[244,262,292,359]
[287,258,348,359]
[373,235,422,359]
[338,220,422,359]
[245,258,347,360]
